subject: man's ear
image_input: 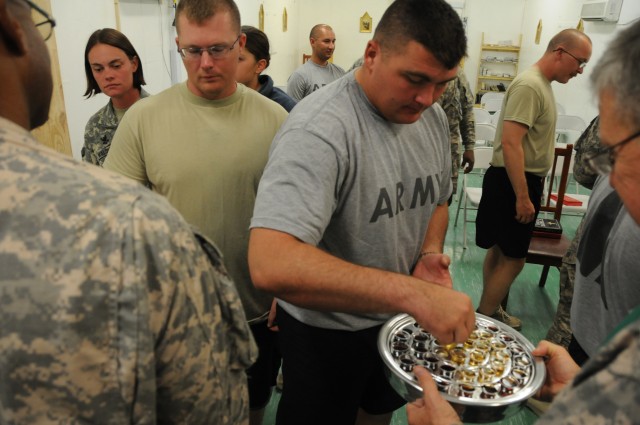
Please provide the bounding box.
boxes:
[363,40,379,65]
[0,0,29,56]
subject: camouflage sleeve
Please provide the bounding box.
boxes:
[457,71,476,150]
[131,195,258,424]
[537,320,640,424]
[83,117,104,165]
[437,82,459,143]
[0,143,256,424]
[83,103,118,166]
[573,116,603,190]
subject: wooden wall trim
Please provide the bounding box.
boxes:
[31,0,73,157]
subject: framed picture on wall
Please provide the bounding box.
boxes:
[360,12,372,33]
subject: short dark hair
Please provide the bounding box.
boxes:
[83,28,145,98]
[374,0,466,69]
[241,25,270,68]
[175,0,241,33]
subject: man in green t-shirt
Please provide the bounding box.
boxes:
[104,1,287,423]
[475,29,592,329]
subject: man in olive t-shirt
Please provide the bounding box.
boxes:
[475,29,592,330]
[104,1,287,424]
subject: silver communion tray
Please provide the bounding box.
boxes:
[378,313,546,423]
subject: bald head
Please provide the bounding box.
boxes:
[309,24,336,64]
[546,29,592,53]
[536,28,592,84]
[310,24,333,39]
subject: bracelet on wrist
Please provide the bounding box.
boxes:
[418,251,440,260]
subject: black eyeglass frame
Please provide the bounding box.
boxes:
[585,129,640,175]
[553,48,588,69]
[24,0,56,41]
[177,35,241,60]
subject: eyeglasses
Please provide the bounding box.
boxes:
[585,129,640,175]
[24,0,56,41]
[553,48,587,69]
[178,35,241,61]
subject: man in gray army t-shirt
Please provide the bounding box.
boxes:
[286,24,346,101]
[249,1,474,424]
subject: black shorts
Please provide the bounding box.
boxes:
[275,305,405,425]
[247,321,281,409]
[475,166,544,258]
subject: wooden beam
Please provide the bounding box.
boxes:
[30,0,73,157]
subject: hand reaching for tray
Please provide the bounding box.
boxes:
[406,366,463,425]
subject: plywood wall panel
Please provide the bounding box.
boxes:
[30,0,72,157]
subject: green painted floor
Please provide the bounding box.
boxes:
[261,173,588,425]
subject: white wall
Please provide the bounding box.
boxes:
[522,0,640,123]
[461,0,639,122]
[296,1,394,72]
[462,0,525,98]
[49,0,640,159]
[234,0,299,87]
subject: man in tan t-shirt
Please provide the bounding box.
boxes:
[104,1,287,424]
[475,29,592,330]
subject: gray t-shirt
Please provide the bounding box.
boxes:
[286,60,346,101]
[572,175,640,356]
[251,71,452,331]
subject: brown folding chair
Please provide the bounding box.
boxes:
[302,54,311,63]
[526,144,573,287]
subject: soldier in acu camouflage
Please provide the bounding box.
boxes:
[81,28,150,166]
[0,1,257,423]
[436,67,475,204]
[546,116,604,348]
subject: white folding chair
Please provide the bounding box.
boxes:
[480,92,505,105]
[474,122,496,147]
[490,110,501,126]
[473,108,492,124]
[545,149,590,216]
[556,102,566,115]
[454,147,493,249]
[482,98,503,114]
[549,192,590,216]
[556,114,587,145]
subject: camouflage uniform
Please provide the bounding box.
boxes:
[0,117,257,424]
[538,316,640,423]
[546,117,604,347]
[436,68,475,195]
[82,89,150,166]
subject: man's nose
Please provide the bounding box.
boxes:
[415,84,438,108]
[200,51,215,68]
